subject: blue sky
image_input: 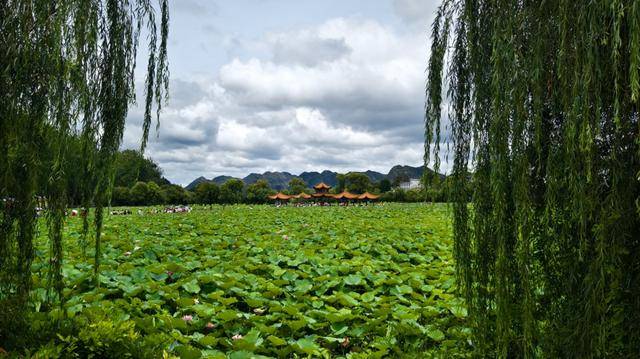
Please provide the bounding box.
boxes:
[124,0,442,185]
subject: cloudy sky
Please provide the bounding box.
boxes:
[123,0,442,185]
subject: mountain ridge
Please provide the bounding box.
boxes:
[185,165,443,191]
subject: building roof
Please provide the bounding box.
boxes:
[332,191,360,200]
[268,192,293,200]
[358,192,381,200]
[313,182,331,190]
[270,190,377,201]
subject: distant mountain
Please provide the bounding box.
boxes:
[186,165,441,191]
[363,170,386,183]
[243,171,297,190]
[185,175,238,190]
[299,170,339,187]
[388,165,422,181]
[212,175,237,185]
[185,176,209,191]
[387,165,445,182]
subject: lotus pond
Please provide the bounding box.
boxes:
[30,203,470,358]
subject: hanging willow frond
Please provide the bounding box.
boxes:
[0,0,169,345]
[426,0,640,357]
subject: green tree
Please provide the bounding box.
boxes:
[0,0,169,345]
[380,188,406,202]
[404,189,422,203]
[379,178,392,193]
[219,179,244,204]
[184,190,196,204]
[335,174,346,193]
[146,182,164,205]
[195,182,220,205]
[111,187,131,206]
[162,184,187,205]
[426,1,640,357]
[130,182,150,206]
[36,132,87,205]
[113,150,168,187]
[345,172,371,194]
[246,180,273,204]
[288,178,307,194]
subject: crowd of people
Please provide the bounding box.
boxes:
[136,205,193,214]
[27,204,193,217]
[161,205,192,213]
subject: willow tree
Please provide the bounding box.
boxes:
[426,1,639,357]
[0,0,169,345]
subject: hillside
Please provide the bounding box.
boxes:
[186,165,442,191]
[243,171,298,190]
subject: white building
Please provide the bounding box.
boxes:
[399,178,421,190]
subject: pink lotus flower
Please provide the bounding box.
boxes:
[232,334,243,340]
[206,322,216,329]
[182,315,193,322]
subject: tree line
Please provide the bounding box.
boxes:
[107,153,451,206]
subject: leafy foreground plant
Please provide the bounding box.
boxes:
[426,1,640,357]
[24,204,470,358]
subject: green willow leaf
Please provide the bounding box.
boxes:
[426,0,640,356]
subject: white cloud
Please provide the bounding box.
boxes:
[393,0,440,27]
[288,108,384,147]
[173,0,218,17]
[127,16,435,185]
[219,18,426,125]
[269,31,351,66]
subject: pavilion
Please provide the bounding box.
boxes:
[311,182,333,200]
[268,182,380,204]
